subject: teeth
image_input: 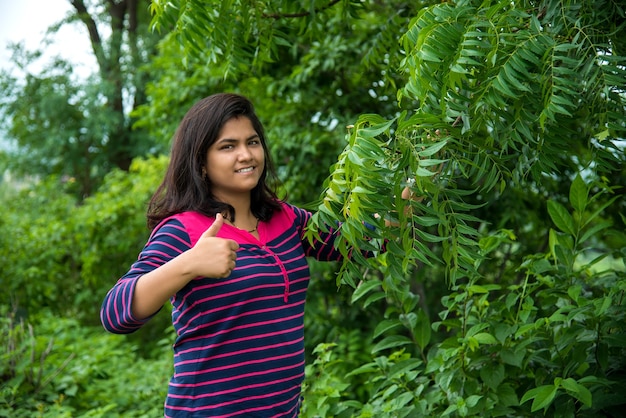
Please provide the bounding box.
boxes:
[237,167,254,173]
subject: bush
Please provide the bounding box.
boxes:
[0,156,171,337]
[304,174,626,417]
[0,306,172,417]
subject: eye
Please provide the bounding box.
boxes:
[249,138,261,146]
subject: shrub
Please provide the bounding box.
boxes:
[0,306,172,417]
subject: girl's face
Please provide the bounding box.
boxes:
[205,116,265,203]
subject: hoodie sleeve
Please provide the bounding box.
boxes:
[283,203,343,262]
[100,218,191,334]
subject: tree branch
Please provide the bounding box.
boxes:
[262,0,341,20]
[70,0,106,71]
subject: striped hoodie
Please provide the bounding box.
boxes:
[100,202,344,417]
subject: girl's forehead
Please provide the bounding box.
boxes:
[217,117,257,137]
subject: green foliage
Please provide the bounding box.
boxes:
[0,175,78,311]
[0,0,163,198]
[0,306,171,417]
[297,0,626,415]
[0,156,168,328]
[150,0,364,74]
[0,59,116,197]
[73,156,168,294]
[301,343,353,418]
[304,174,626,416]
[140,0,431,205]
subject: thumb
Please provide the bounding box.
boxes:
[202,213,224,238]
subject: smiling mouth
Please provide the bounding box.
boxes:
[236,167,255,173]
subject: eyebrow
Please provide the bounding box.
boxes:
[215,134,260,145]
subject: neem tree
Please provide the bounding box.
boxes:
[149,0,626,416]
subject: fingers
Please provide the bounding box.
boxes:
[200,214,240,249]
[401,185,412,200]
[401,185,425,202]
[217,260,236,279]
[193,213,242,278]
[202,213,224,238]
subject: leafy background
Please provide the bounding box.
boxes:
[1,0,625,416]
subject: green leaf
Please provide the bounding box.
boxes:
[351,279,382,303]
[417,139,448,157]
[569,174,588,214]
[363,292,387,308]
[466,322,489,338]
[547,200,576,236]
[473,332,498,345]
[493,73,518,97]
[414,309,431,349]
[500,348,524,368]
[372,335,413,353]
[560,378,592,407]
[467,284,500,294]
[579,220,613,244]
[466,395,482,408]
[358,117,396,138]
[480,362,505,390]
[580,195,620,230]
[567,285,582,304]
[374,319,402,339]
[521,384,558,412]
[388,358,423,380]
[351,185,376,195]
[594,296,612,317]
[346,362,378,377]
[497,383,520,407]
[346,149,363,165]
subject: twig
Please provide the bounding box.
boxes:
[38,353,76,392]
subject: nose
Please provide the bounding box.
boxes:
[238,144,253,161]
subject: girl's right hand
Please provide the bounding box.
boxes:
[189,213,239,278]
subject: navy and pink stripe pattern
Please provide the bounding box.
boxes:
[101,202,344,417]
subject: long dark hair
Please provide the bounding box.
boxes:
[147,93,281,229]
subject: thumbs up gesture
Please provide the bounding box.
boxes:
[189,213,240,278]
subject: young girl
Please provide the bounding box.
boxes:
[100,93,365,417]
